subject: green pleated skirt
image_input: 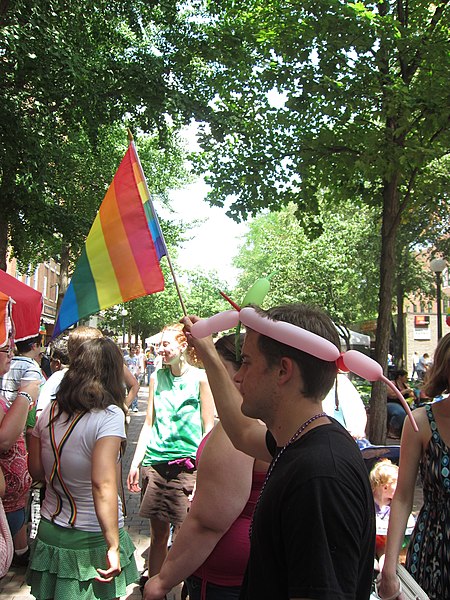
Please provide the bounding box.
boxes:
[26,518,139,600]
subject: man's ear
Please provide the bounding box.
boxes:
[278,356,295,385]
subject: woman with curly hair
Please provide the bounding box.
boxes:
[127,323,214,589]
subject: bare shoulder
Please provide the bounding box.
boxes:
[412,405,431,427]
[404,405,432,451]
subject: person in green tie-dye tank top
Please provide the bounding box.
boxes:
[127,322,215,589]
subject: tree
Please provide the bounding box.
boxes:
[234,201,380,326]
[181,269,231,317]
[389,154,450,364]
[100,265,230,343]
[191,0,450,442]
[0,0,207,269]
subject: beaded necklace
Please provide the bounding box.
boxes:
[249,411,327,540]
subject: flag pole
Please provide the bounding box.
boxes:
[127,129,188,316]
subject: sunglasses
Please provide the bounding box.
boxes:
[0,346,14,357]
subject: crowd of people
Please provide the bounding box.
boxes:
[0,293,448,600]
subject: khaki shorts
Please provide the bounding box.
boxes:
[139,464,196,524]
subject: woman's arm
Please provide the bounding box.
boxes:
[199,374,215,435]
[0,381,39,451]
[127,376,155,492]
[28,434,45,481]
[92,435,123,582]
[143,423,256,600]
[123,365,139,408]
[0,468,5,497]
[377,408,426,598]
[183,316,271,462]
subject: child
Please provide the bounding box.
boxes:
[369,459,415,564]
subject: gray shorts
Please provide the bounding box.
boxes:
[139,464,196,524]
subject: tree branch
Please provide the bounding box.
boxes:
[402,1,450,84]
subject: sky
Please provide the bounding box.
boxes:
[154,123,250,287]
[155,179,248,287]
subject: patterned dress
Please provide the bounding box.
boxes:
[405,403,450,599]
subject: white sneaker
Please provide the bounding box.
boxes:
[132,407,139,412]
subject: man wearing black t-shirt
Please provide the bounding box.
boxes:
[183,303,375,600]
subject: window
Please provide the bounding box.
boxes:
[43,276,48,298]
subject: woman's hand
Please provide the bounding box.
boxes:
[143,574,170,600]
[127,466,141,493]
[95,548,121,582]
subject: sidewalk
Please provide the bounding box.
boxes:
[0,385,182,600]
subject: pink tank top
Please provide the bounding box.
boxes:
[192,432,266,590]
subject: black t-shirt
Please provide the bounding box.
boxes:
[239,420,375,600]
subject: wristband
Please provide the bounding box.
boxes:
[17,391,34,408]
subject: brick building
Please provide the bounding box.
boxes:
[353,269,450,375]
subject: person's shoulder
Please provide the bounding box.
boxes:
[89,404,125,427]
[42,369,66,388]
[298,422,363,467]
[104,404,125,416]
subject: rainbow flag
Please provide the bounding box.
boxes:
[53,142,166,337]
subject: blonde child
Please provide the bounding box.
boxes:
[370,459,415,564]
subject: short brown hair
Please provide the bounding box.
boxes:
[253,303,339,402]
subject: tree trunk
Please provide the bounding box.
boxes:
[0,170,14,271]
[0,218,7,271]
[369,176,400,443]
[56,244,71,314]
[394,283,405,368]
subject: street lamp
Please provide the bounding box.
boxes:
[430,257,447,341]
[121,308,128,346]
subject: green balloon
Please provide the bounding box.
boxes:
[242,277,271,307]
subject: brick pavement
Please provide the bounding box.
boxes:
[0,386,425,599]
[0,385,183,600]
